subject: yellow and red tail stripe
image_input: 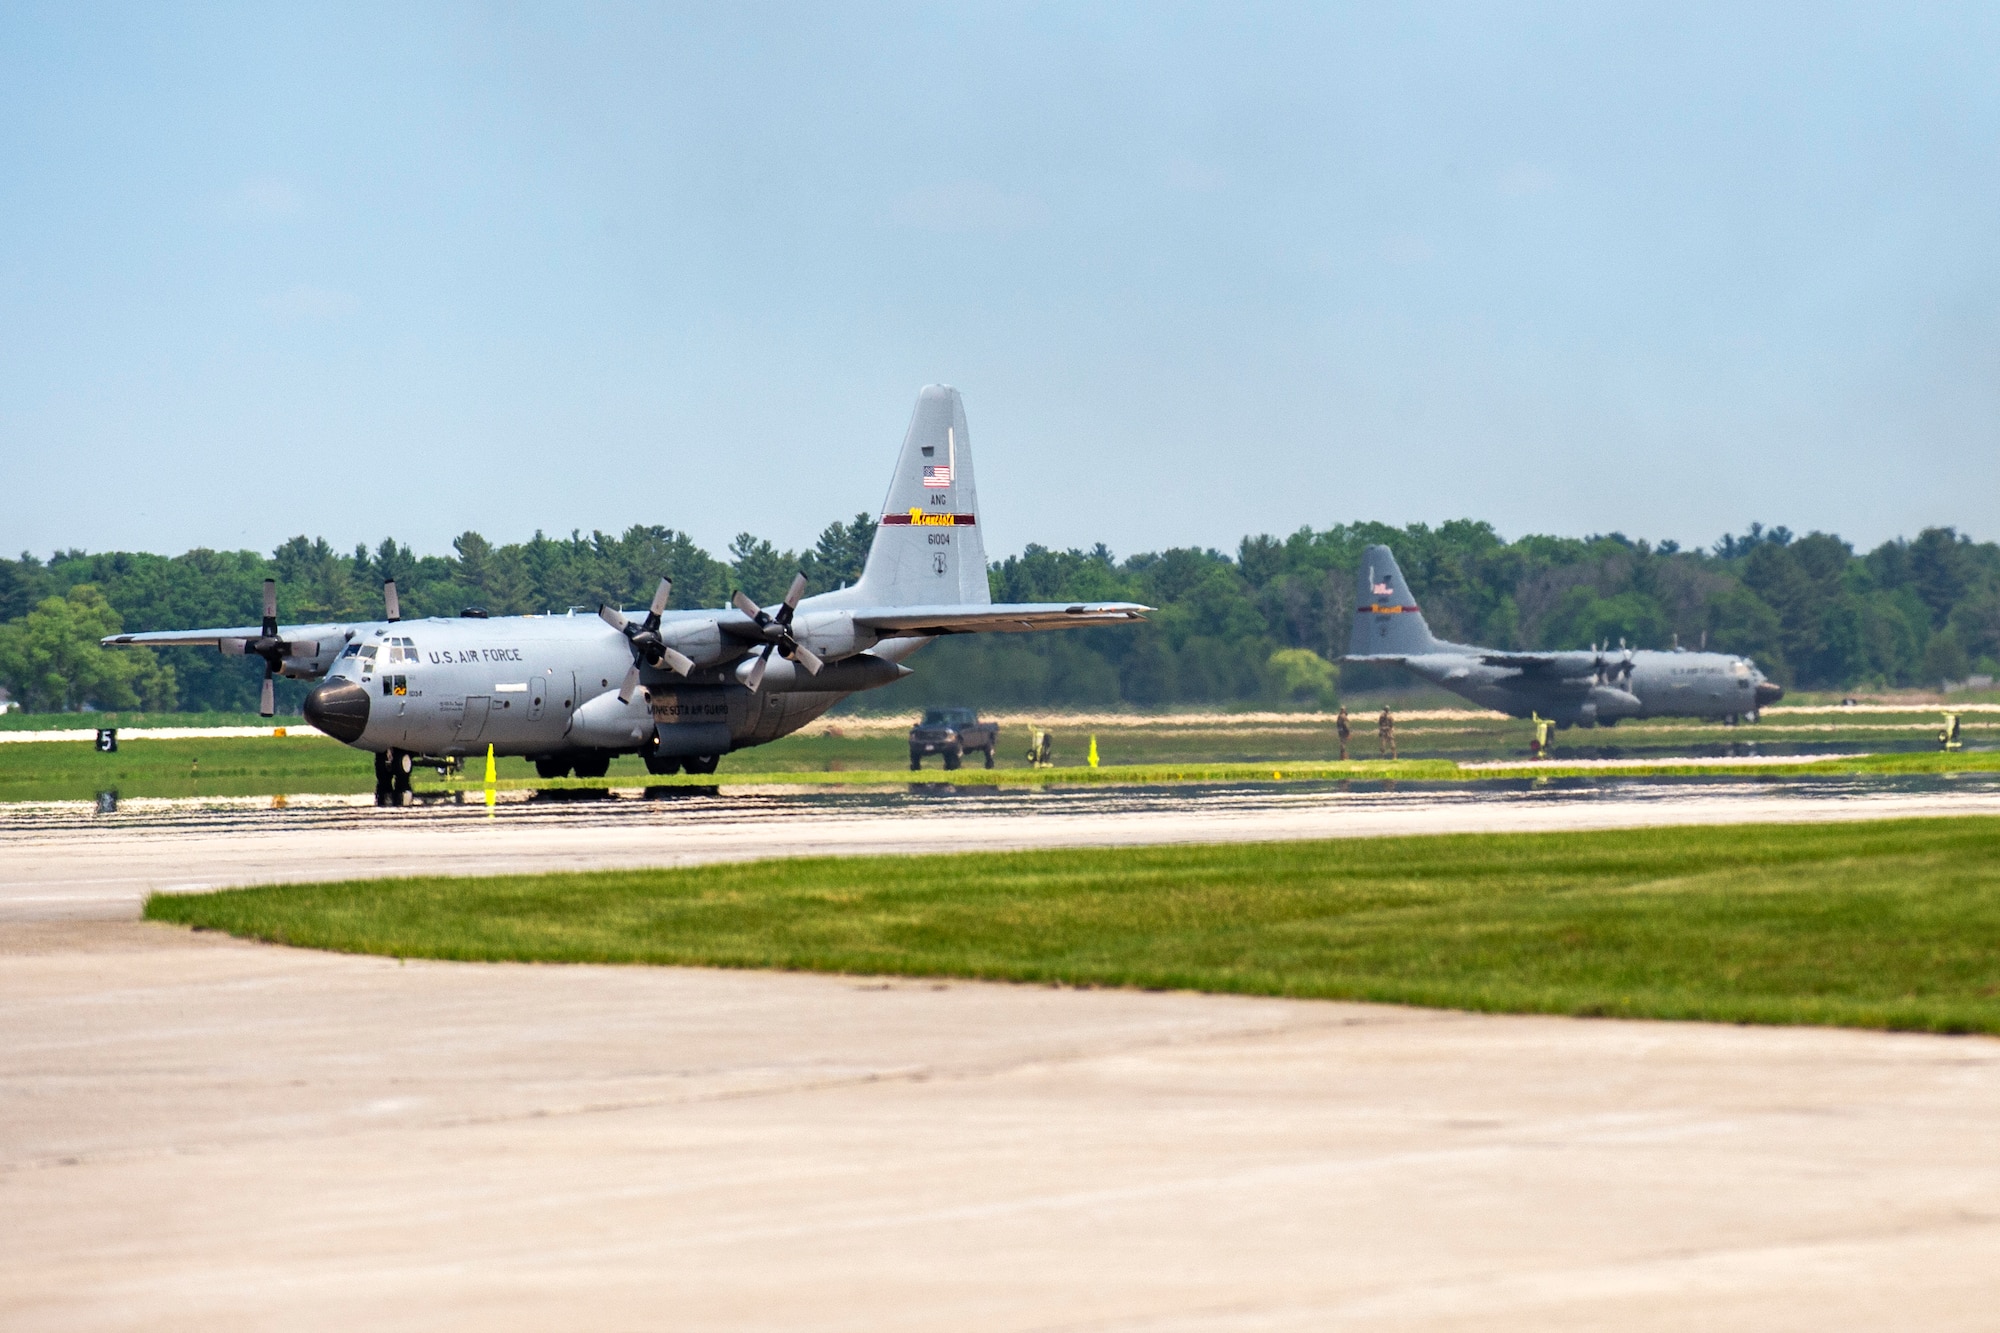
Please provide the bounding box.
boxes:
[881,509,977,526]
[1358,603,1421,614]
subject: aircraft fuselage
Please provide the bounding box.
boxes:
[304,607,917,762]
[1392,647,1779,726]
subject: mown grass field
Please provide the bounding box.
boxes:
[2,703,1991,801]
[147,817,2000,1034]
[0,735,378,800]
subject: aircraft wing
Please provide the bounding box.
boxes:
[1478,652,1559,669]
[1337,654,1408,665]
[852,601,1151,636]
[102,622,358,651]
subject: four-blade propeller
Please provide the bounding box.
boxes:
[250,579,286,717]
[1591,639,1636,688]
[731,573,822,692]
[599,578,696,704]
[230,577,396,716]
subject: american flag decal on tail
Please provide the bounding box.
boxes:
[1372,580,1393,596]
[922,464,953,488]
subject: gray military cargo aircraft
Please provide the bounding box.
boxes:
[103,386,1149,801]
[1341,543,1783,727]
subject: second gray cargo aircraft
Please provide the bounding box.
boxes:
[1342,544,1782,727]
[105,386,1149,800]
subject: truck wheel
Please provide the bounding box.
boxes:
[983,747,995,769]
[943,749,962,771]
[910,751,923,771]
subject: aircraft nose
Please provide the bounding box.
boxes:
[1755,680,1784,706]
[303,680,370,743]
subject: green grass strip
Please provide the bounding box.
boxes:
[148,816,2000,1034]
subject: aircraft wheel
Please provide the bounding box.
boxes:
[683,755,720,776]
[534,756,573,779]
[572,752,612,779]
[643,754,682,776]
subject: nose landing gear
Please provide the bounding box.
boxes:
[374,749,415,806]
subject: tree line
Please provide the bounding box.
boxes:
[0,516,1994,713]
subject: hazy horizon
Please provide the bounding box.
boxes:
[6,4,1998,563]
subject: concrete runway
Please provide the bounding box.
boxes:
[6,781,2000,1328]
[6,776,2000,921]
[7,921,2000,1331]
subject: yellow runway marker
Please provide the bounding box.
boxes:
[484,744,497,814]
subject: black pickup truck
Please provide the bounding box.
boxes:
[908,707,999,770]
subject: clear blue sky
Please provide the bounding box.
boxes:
[4,3,1997,564]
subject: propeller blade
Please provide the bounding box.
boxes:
[259,670,275,718]
[731,590,764,622]
[261,580,278,637]
[383,579,401,623]
[791,641,824,675]
[649,577,672,619]
[659,645,695,676]
[617,663,642,705]
[744,645,773,692]
[598,604,631,632]
[780,572,807,613]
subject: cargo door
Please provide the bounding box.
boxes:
[457,695,491,745]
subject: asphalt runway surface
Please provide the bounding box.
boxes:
[6,774,2000,921]
[7,778,2000,1329]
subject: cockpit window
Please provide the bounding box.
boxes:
[341,644,361,658]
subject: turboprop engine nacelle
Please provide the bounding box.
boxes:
[569,688,654,749]
[1579,685,1643,726]
[659,619,725,667]
[787,612,877,663]
[731,652,909,694]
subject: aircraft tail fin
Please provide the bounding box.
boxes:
[1348,545,1443,657]
[848,385,991,608]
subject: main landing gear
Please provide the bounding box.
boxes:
[530,752,611,779]
[529,750,722,780]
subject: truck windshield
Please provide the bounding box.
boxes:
[922,709,977,726]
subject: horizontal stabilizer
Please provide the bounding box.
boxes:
[855,602,1150,635]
